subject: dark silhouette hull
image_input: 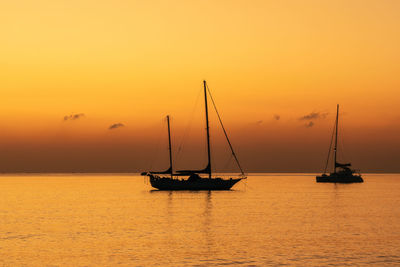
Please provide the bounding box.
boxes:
[316,173,363,183]
[149,176,242,190]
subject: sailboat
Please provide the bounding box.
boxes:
[141,80,246,190]
[316,105,363,183]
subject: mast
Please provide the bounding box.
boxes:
[166,115,173,179]
[333,104,339,173]
[204,80,212,179]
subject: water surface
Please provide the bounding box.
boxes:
[1,174,399,266]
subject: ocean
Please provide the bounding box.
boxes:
[1,174,399,266]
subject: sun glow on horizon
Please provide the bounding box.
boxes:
[1,0,399,172]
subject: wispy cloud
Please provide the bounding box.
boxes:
[64,113,85,121]
[299,112,328,121]
[256,120,263,125]
[299,111,328,127]
[305,121,314,128]
[109,123,125,130]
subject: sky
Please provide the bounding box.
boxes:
[1,0,399,173]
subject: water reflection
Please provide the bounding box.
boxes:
[203,191,213,252]
[1,174,399,266]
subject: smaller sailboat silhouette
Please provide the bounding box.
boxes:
[316,105,363,183]
[141,81,246,190]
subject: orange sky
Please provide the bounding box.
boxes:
[1,0,399,172]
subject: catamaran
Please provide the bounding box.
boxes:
[141,81,246,190]
[316,105,363,183]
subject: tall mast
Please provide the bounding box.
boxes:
[166,115,173,179]
[204,80,212,179]
[333,104,339,173]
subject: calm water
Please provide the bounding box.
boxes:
[0,174,399,266]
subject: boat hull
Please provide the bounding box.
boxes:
[149,176,242,190]
[316,174,363,183]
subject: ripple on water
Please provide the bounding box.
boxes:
[0,174,399,266]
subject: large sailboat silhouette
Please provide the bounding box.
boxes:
[142,81,246,190]
[316,105,363,183]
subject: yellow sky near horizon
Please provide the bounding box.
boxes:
[0,0,399,172]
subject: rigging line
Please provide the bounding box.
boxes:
[338,123,349,164]
[338,136,349,164]
[206,83,245,175]
[323,119,336,174]
[142,121,158,170]
[175,86,202,161]
[223,153,234,172]
[149,118,166,170]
